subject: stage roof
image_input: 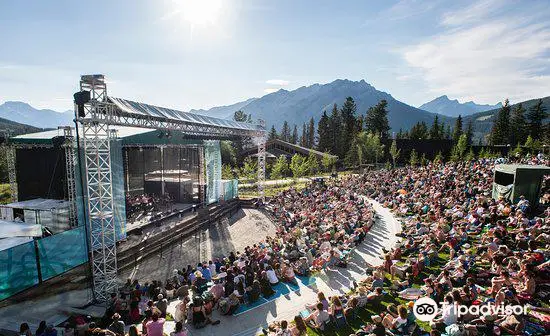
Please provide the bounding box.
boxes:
[108,97,263,133]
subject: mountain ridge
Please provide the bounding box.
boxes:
[419,95,501,117]
[0,101,73,129]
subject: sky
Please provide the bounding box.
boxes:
[0,0,549,112]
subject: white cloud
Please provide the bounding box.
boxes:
[402,1,550,104]
[441,0,504,26]
[265,79,289,86]
[264,88,279,94]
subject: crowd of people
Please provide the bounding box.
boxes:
[20,155,550,336]
[265,157,550,335]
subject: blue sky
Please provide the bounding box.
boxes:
[0,0,549,112]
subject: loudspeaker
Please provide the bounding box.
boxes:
[74,90,91,118]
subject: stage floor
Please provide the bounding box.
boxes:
[126,203,196,233]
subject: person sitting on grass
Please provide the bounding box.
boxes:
[289,315,308,336]
[304,302,330,331]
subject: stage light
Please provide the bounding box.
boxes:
[74,90,91,118]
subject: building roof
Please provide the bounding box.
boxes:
[495,164,550,175]
[241,138,338,159]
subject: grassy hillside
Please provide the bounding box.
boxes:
[0,116,42,137]
[462,96,550,143]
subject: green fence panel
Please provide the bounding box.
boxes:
[37,226,88,281]
[0,241,39,301]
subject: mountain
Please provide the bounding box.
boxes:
[189,98,257,119]
[0,101,74,129]
[419,95,501,117]
[198,79,448,131]
[0,116,41,136]
[462,96,550,143]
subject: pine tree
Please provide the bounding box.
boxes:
[321,153,337,172]
[409,121,429,140]
[270,155,289,179]
[509,103,527,146]
[409,149,418,166]
[364,100,390,140]
[300,123,307,147]
[389,139,400,168]
[430,115,442,140]
[340,97,358,152]
[527,99,547,141]
[465,120,473,145]
[280,121,291,142]
[317,111,331,153]
[490,99,511,145]
[453,115,463,142]
[308,117,315,149]
[268,125,278,141]
[290,125,298,144]
[329,104,343,156]
[445,124,452,140]
[356,115,364,132]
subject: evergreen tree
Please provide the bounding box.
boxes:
[450,134,468,161]
[396,128,405,139]
[445,124,452,140]
[509,103,527,146]
[317,111,331,152]
[409,149,418,166]
[305,152,319,175]
[280,121,291,142]
[364,100,390,140]
[268,125,278,141]
[434,151,444,164]
[300,123,307,147]
[527,99,547,141]
[490,99,511,145]
[409,121,429,140]
[340,97,358,151]
[389,139,400,168]
[290,125,298,144]
[270,155,289,179]
[465,120,474,145]
[429,115,442,140]
[289,154,307,178]
[329,104,343,156]
[220,140,237,166]
[453,115,463,142]
[308,117,315,148]
[356,114,364,132]
[321,153,337,172]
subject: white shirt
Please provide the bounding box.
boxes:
[442,304,457,326]
[266,269,279,284]
[208,263,216,276]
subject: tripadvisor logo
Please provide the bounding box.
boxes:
[412,296,528,322]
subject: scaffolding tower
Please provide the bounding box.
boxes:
[6,144,18,202]
[74,74,266,302]
[257,120,266,202]
[61,127,78,227]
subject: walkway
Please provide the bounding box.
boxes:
[171,199,402,336]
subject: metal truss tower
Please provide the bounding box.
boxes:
[6,144,18,202]
[78,75,118,302]
[61,127,77,227]
[257,120,267,202]
[73,74,265,302]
